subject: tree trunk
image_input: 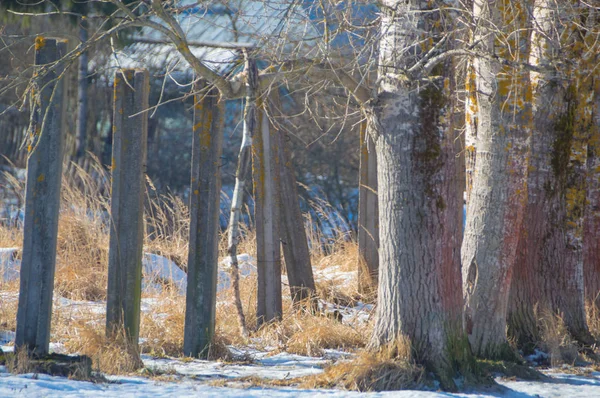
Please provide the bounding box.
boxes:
[585,76,600,310]
[226,56,258,339]
[370,1,465,387]
[509,0,596,350]
[464,59,477,205]
[583,9,600,312]
[462,0,532,359]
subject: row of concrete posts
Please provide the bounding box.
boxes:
[13,37,351,358]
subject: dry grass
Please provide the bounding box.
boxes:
[5,346,36,374]
[286,337,422,392]
[254,307,368,357]
[538,310,579,366]
[208,338,422,392]
[0,161,374,379]
[586,301,600,342]
[63,325,142,375]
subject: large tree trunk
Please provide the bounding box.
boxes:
[585,76,600,309]
[462,0,532,358]
[370,1,465,387]
[509,0,596,350]
[583,9,600,312]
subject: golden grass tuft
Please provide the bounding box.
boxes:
[586,301,600,342]
[64,325,143,375]
[285,312,366,357]
[5,346,35,374]
[538,310,579,366]
[300,337,423,392]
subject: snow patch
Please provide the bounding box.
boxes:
[0,248,20,282]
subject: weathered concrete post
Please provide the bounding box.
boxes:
[276,127,316,306]
[253,104,282,325]
[16,37,67,355]
[357,121,379,295]
[183,83,224,358]
[106,69,149,345]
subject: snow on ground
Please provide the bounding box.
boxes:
[3,361,600,397]
[0,248,20,282]
[0,250,257,296]
[5,251,600,396]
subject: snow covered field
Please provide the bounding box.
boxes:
[3,251,600,397]
[2,359,600,397]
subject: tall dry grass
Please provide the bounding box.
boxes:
[0,161,369,375]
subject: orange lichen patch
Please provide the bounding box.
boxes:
[35,36,46,50]
[200,117,213,149]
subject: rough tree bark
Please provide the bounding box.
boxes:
[509,0,597,349]
[583,9,600,312]
[585,74,600,309]
[369,1,466,387]
[464,59,478,205]
[462,0,532,358]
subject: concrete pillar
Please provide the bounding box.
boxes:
[254,105,282,325]
[16,37,68,355]
[106,69,149,345]
[357,121,379,295]
[183,83,224,358]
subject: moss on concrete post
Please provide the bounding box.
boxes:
[183,82,224,358]
[16,37,67,355]
[106,69,149,346]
